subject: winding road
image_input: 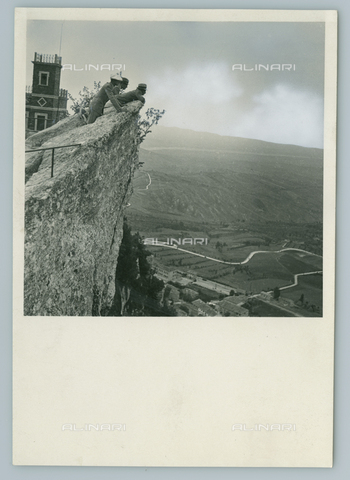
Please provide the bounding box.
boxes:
[149,243,322,293]
[139,172,152,190]
[146,243,322,265]
[125,172,152,207]
[131,171,322,294]
[278,270,322,291]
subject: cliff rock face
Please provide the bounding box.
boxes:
[24,101,143,316]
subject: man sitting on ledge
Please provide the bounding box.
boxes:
[117,83,147,106]
[86,72,125,124]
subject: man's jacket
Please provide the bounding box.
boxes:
[117,89,146,106]
[90,82,121,114]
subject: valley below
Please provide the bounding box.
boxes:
[127,126,323,317]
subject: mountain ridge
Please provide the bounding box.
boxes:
[141,125,323,158]
[129,125,323,226]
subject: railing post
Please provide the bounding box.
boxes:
[51,148,55,178]
[26,144,81,179]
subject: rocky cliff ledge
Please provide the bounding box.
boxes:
[24,101,143,316]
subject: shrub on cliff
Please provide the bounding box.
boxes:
[112,217,167,316]
[137,108,166,144]
[68,81,102,114]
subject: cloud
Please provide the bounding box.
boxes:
[148,62,243,104]
[27,21,325,148]
[231,84,324,148]
[146,66,323,148]
[145,62,244,131]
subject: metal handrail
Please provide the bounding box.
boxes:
[25,143,81,178]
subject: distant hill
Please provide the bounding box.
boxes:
[128,126,323,226]
[142,126,322,160]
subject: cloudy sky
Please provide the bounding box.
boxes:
[26,20,325,148]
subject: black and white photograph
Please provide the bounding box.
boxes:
[23,13,327,318]
[13,8,337,467]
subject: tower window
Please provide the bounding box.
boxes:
[39,71,49,86]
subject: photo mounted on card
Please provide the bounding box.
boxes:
[13,8,337,466]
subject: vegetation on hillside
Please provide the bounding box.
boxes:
[110,217,175,316]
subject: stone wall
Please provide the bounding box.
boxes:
[24,101,143,316]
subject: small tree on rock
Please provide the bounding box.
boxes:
[137,108,166,144]
[68,81,102,114]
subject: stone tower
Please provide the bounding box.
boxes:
[26,52,68,133]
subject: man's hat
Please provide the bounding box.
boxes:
[137,83,147,90]
[121,77,129,85]
[110,72,123,82]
